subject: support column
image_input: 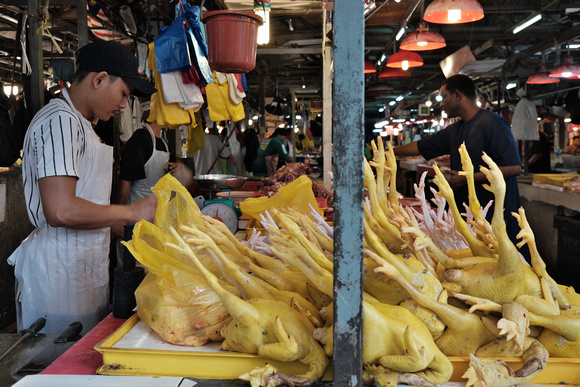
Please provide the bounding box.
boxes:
[322,8,332,190]
[332,0,365,386]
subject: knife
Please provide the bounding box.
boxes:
[53,321,83,344]
[0,317,46,362]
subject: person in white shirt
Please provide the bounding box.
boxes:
[8,41,157,334]
[194,128,231,175]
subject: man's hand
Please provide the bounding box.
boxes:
[169,162,194,189]
[447,170,467,189]
[129,196,157,224]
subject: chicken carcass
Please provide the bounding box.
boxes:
[166,226,329,386]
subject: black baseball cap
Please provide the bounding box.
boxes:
[77,41,156,97]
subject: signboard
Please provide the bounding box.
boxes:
[439,45,476,79]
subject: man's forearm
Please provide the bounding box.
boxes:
[393,141,420,157]
[39,176,147,229]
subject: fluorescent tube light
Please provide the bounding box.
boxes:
[512,13,542,34]
[396,27,405,41]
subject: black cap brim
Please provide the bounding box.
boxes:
[124,76,157,98]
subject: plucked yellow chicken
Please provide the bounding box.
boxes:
[368,252,497,356]
[429,153,558,312]
[455,292,580,358]
[463,341,549,387]
[166,226,329,386]
[266,216,452,386]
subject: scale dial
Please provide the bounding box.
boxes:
[200,202,239,234]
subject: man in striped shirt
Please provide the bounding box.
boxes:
[8,41,157,334]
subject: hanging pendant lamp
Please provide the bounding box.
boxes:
[378,68,411,79]
[549,56,580,78]
[527,63,559,84]
[423,0,484,24]
[365,60,377,73]
[386,50,423,70]
[399,22,446,51]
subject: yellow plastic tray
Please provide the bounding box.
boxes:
[533,173,580,187]
[95,314,333,380]
[95,314,580,384]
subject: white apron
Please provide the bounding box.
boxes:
[117,125,169,267]
[128,124,169,204]
[9,90,113,334]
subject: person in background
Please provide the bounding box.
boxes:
[243,127,260,173]
[566,135,580,153]
[252,128,293,176]
[115,119,193,265]
[278,128,294,169]
[117,120,193,207]
[393,74,525,260]
[7,41,158,334]
[528,123,552,174]
[194,127,231,175]
[412,126,422,142]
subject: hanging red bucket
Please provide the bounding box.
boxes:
[202,10,263,73]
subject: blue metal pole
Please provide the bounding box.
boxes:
[332,0,365,385]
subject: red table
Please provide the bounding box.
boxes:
[40,314,126,375]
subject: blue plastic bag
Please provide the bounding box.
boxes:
[179,1,214,85]
[154,16,191,74]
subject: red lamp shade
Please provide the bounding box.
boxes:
[549,56,580,78]
[386,50,423,70]
[364,60,377,74]
[526,63,559,84]
[423,0,484,24]
[399,23,446,51]
[378,68,411,79]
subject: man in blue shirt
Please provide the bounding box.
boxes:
[394,74,524,258]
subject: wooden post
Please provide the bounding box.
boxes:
[76,0,89,48]
[27,0,44,114]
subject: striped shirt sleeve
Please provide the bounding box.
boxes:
[34,110,83,180]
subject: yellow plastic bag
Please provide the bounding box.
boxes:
[186,113,205,155]
[134,272,229,346]
[147,42,194,127]
[152,173,203,231]
[239,175,323,221]
[205,72,245,122]
[126,221,230,347]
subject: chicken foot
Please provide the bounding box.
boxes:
[203,216,289,273]
[513,208,571,310]
[181,224,323,328]
[432,162,494,258]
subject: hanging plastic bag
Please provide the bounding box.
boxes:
[240,175,323,220]
[205,72,245,122]
[147,42,195,127]
[180,0,214,86]
[154,15,192,74]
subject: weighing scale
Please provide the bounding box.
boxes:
[194,174,247,234]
